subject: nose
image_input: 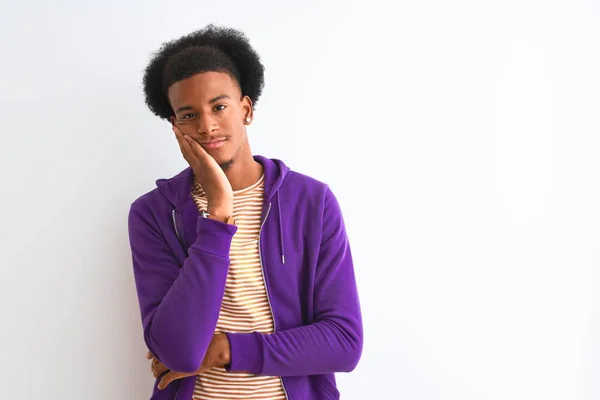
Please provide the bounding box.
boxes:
[196,113,219,136]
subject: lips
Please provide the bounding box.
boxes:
[201,138,227,149]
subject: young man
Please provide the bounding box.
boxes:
[128,25,363,400]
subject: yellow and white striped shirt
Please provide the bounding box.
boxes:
[191,174,286,400]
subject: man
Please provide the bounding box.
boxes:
[128,24,363,400]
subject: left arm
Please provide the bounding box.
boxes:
[226,186,363,377]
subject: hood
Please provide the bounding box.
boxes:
[155,155,291,264]
[155,155,290,209]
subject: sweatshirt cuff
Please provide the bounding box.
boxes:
[225,332,263,374]
[192,217,237,257]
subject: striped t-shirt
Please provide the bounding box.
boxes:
[190,174,286,400]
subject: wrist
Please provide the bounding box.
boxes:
[225,332,263,374]
[207,205,233,218]
[217,334,231,366]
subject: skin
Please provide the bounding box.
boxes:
[168,71,263,203]
[147,335,231,390]
[149,71,263,389]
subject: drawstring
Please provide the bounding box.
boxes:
[276,192,286,264]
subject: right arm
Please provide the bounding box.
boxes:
[128,200,236,373]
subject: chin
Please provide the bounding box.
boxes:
[218,158,235,171]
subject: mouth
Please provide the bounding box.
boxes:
[201,138,228,150]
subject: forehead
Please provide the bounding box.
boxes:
[167,71,240,106]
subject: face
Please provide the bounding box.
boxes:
[167,71,253,169]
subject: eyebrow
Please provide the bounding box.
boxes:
[175,94,231,114]
[209,94,230,104]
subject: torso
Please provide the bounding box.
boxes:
[191,174,286,400]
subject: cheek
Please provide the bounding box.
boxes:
[175,122,198,136]
[221,115,244,133]
[223,107,244,124]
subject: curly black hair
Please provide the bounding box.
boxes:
[142,24,265,120]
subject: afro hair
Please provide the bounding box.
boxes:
[142,24,265,120]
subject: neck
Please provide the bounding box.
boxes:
[224,147,263,191]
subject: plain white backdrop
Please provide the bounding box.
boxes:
[1,0,599,399]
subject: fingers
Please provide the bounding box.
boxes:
[196,365,209,376]
[151,358,168,378]
[173,125,211,162]
[147,352,168,379]
[173,126,193,161]
[185,133,210,160]
[158,371,184,390]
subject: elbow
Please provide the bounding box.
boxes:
[345,350,362,372]
[174,361,202,374]
[341,334,363,372]
[149,348,202,374]
[336,321,363,373]
[167,356,202,374]
[321,313,363,373]
[145,332,202,374]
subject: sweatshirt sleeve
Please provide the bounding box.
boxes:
[128,199,236,373]
[225,185,363,376]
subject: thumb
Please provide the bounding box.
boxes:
[158,371,180,390]
[182,132,212,161]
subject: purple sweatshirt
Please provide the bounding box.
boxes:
[128,155,363,399]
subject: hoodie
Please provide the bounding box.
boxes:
[128,155,363,400]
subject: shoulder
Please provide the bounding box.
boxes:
[130,188,159,211]
[129,166,192,216]
[128,188,166,231]
[284,170,327,189]
[279,169,340,213]
[279,168,348,242]
[281,170,331,197]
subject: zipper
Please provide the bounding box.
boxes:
[258,202,290,400]
[172,209,182,244]
[172,209,185,250]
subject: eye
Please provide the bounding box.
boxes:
[181,113,196,120]
[214,104,226,111]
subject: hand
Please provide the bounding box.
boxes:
[147,333,232,390]
[173,125,233,217]
[147,350,168,378]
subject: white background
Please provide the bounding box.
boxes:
[1,1,599,399]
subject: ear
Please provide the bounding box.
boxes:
[169,116,176,126]
[241,95,254,124]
